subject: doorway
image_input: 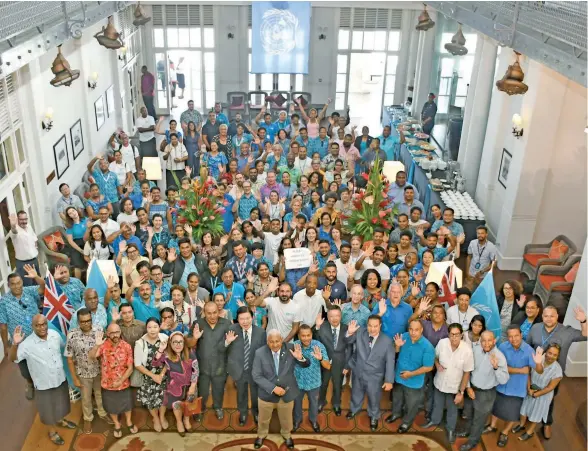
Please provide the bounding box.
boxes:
[347,52,385,134]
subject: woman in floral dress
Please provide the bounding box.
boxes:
[134,318,169,431]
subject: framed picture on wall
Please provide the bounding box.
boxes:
[70,119,84,160]
[53,134,70,179]
[498,148,512,188]
[95,95,105,130]
[105,85,115,117]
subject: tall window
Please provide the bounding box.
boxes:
[437,32,477,114]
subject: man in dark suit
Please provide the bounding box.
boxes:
[188,301,231,420]
[251,329,311,450]
[225,306,267,425]
[346,314,395,431]
[315,305,360,415]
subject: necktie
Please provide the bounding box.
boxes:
[332,328,338,348]
[243,330,250,371]
[273,352,280,375]
[368,336,374,350]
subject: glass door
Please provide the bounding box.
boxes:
[0,195,17,295]
[155,52,171,115]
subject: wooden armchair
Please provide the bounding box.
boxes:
[520,234,576,280]
[38,226,70,267]
[533,255,581,304]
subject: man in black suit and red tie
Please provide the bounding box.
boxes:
[225,306,267,426]
[315,305,360,415]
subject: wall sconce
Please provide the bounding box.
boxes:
[118,46,127,61]
[87,72,98,89]
[512,114,523,138]
[318,26,327,40]
[42,108,54,131]
[227,24,235,39]
[584,126,588,134]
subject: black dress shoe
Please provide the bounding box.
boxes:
[239,415,246,426]
[284,437,295,449]
[312,421,320,432]
[459,443,477,451]
[385,414,400,424]
[318,403,324,413]
[254,437,264,449]
[397,423,410,433]
[370,418,378,431]
[292,421,301,432]
[448,430,456,444]
[253,414,259,424]
[333,407,342,416]
[420,421,438,429]
[346,411,356,420]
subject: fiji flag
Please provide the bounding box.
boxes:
[470,271,502,342]
[43,269,75,336]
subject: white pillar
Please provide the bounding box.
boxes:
[458,35,498,194]
[412,11,437,117]
[398,10,419,106]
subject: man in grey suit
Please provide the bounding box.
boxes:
[251,329,310,450]
[346,314,395,431]
[315,305,360,416]
[225,306,267,426]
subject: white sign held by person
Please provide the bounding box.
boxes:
[284,248,312,270]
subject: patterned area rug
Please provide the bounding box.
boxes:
[106,433,448,451]
[69,408,455,451]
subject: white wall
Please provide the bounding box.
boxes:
[564,241,587,376]
[22,20,121,229]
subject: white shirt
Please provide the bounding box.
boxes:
[93,218,120,238]
[446,305,479,332]
[335,258,352,288]
[355,259,391,282]
[117,212,138,225]
[109,161,131,185]
[136,115,156,142]
[16,329,66,390]
[120,143,140,173]
[164,143,189,171]
[293,157,311,175]
[292,289,326,327]
[242,326,253,346]
[8,225,38,260]
[265,297,302,340]
[83,241,111,260]
[332,124,353,137]
[434,338,474,394]
[157,301,195,325]
[264,232,286,265]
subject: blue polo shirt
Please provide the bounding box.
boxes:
[213,282,245,318]
[112,235,145,256]
[372,300,413,339]
[497,341,536,398]
[317,277,348,303]
[131,292,159,322]
[222,195,235,233]
[395,332,435,389]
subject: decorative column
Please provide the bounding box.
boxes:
[458,35,498,194]
[396,10,418,106]
[412,10,436,116]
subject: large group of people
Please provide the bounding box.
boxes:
[1,79,586,450]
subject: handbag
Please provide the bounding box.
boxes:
[183,396,203,416]
[130,368,144,388]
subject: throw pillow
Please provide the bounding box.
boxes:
[43,231,65,252]
[547,240,569,259]
[564,262,580,283]
[231,96,244,107]
[297,95,308,107]
[273,93,287,107]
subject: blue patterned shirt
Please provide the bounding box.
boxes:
[133,180,156,195]
[431,220,464,237]
[58,278,86,311]
[315,253,331,273]
[92,169,120,203]
[149,280,172,303]
[225,254,258,284]
[203,152,228,178]
[309,137,330,159]
[237,194,259,221]
[251,306,267,328]
[0,287,41,340]
[341,303,371,328]
[293,339,329,391]
[418,246,449,262]
[70,304,108,330]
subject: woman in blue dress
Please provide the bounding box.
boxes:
[303,190,323,220]
[202,141,228,179]
[184,121,201,174]
[276,129,291,153]
[64,206,89,278]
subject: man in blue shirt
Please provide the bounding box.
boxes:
[372,284,413,339]
[52,264,86,311]
[485,324,542,447]
[292,324,329,432]
[225,241,258,285]
[213,268,245,318]
[394,186,425,217]
[317,263,348,303]
[379,125,398,161]
[125,280,159,322]
[431,208,465,237]
[341,285,371,328]
[87,155,122,214]
[69,289,108,330]
[0,267,45,400]
[112,223,145,256]
[309,127,330,159]
[386,319,435,433]
[387,171,419,204]
[214,102,229,125]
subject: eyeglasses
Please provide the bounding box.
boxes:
[79,319,92,324]
[449,332,462,337]
[171,340,184,345]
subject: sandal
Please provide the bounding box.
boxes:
[49,432,64,445]
[511,424,526,434]
[497,433,508,448]
[113,427,123,439]
[482,425,497,434]
[60,419,77,429]
[518,432,535,441]
[128,424,138,434]
[161,416,169,430]
[183,416,192,432]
